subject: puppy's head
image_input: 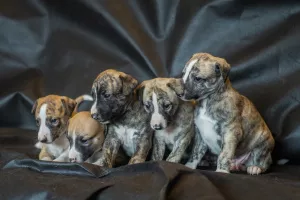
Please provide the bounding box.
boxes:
[31,95,77,143]
[177,52,231,101]
[136,78,180,130]
[90,69,138,124]
[67,111,105,163]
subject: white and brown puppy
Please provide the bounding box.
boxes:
[169,53,275,175]
[32,94,93,161]
[136,78,196,165]
[90,69,153,168]
[67,111,105,163]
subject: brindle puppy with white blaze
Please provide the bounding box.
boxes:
[32,94,93,161]
[169,53,275,175]
[91,69,153,168]
[136,78,195,165]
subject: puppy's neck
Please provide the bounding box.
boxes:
[207,79,232,101]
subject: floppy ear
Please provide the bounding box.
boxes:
[222,62,231,82]
[61,97,77,116]
[135,82,146,102]
[31,99,38,114]
[166,78,184,97]
[119,73,138,96]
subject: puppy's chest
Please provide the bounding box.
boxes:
[46,135,69,158]
[195,102,222,155]
[156,126,182,149]
[114,125,140,156]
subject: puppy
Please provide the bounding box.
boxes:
[136,78,196,165]
[67,111,105,163]
[32,94,93,161]
[90,69,153,168]
[169,53,275,175]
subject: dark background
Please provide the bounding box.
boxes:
[1,1,300,199]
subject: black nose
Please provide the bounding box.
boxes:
[40,138,47,143]
[153,124,163,130]
[69,158,76,163]
[91,113,99,120]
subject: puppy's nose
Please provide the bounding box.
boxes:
[69,158,76,163]
[91,113,99,120]
[40,138,47,143]
[153,124,163,130]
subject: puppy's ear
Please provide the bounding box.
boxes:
[119,73,138,96]
[31,99,38,114]
[61,97,77,116]
[167,78,184,97]
[135,82,145,102]
[222,62,231,82]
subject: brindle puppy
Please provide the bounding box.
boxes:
[32,94,93,161]
[169,53,275,175]
[91,69,153,168]
[136,78,195,166]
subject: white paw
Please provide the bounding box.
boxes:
[216,169,230,174]
[247,166,262,175]
[185,162,197,169]
[41,157,52,161]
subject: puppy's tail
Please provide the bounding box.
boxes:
[72,94,93,116]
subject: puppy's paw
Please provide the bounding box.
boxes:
[129,157,144,165]
[216,169,230,174]
[185,161,198,169]
[41,157,52,161]
[247,166,262,175]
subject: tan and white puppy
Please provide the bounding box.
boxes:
[169,52,275,175]
[136,78,196,166]
[67,111,105,163]
[32,94,93,161]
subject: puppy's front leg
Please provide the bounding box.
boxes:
[129,130,153,165]
[94,129,121,168]
[151,134,165,161]
[53,149,69,162]
[185,127,208,169]
[166,130,192,163]
[216,125,243,173]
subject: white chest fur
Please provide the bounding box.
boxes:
[46,135,69,158]
[195,100,222,155]
[114,125,138,156]
[155,126,182,150]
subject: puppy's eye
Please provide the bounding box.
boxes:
[144,102,151,110]
[164,103,172,111]
[80,138,89,145]
[103,93,111,98]
[215,63,221,75]
[50,118,59,126]
[194,76,203,82]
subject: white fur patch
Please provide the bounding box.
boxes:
[68,133,81,162]
[38,104,51,142]
[151,92,166,129]
[83,94,93,101]
[46,134,69,159]
[115,125,139,156]
[183,59,197,83]
[195,99,221,155]
[91,88,98,115]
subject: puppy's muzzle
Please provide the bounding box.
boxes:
[153,124,163,130]
[91,113,110,124]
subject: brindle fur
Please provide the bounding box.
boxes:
[32,94,90,161]
[136,78,196,166]
[170,53,275,174]
[91,69,153,168]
